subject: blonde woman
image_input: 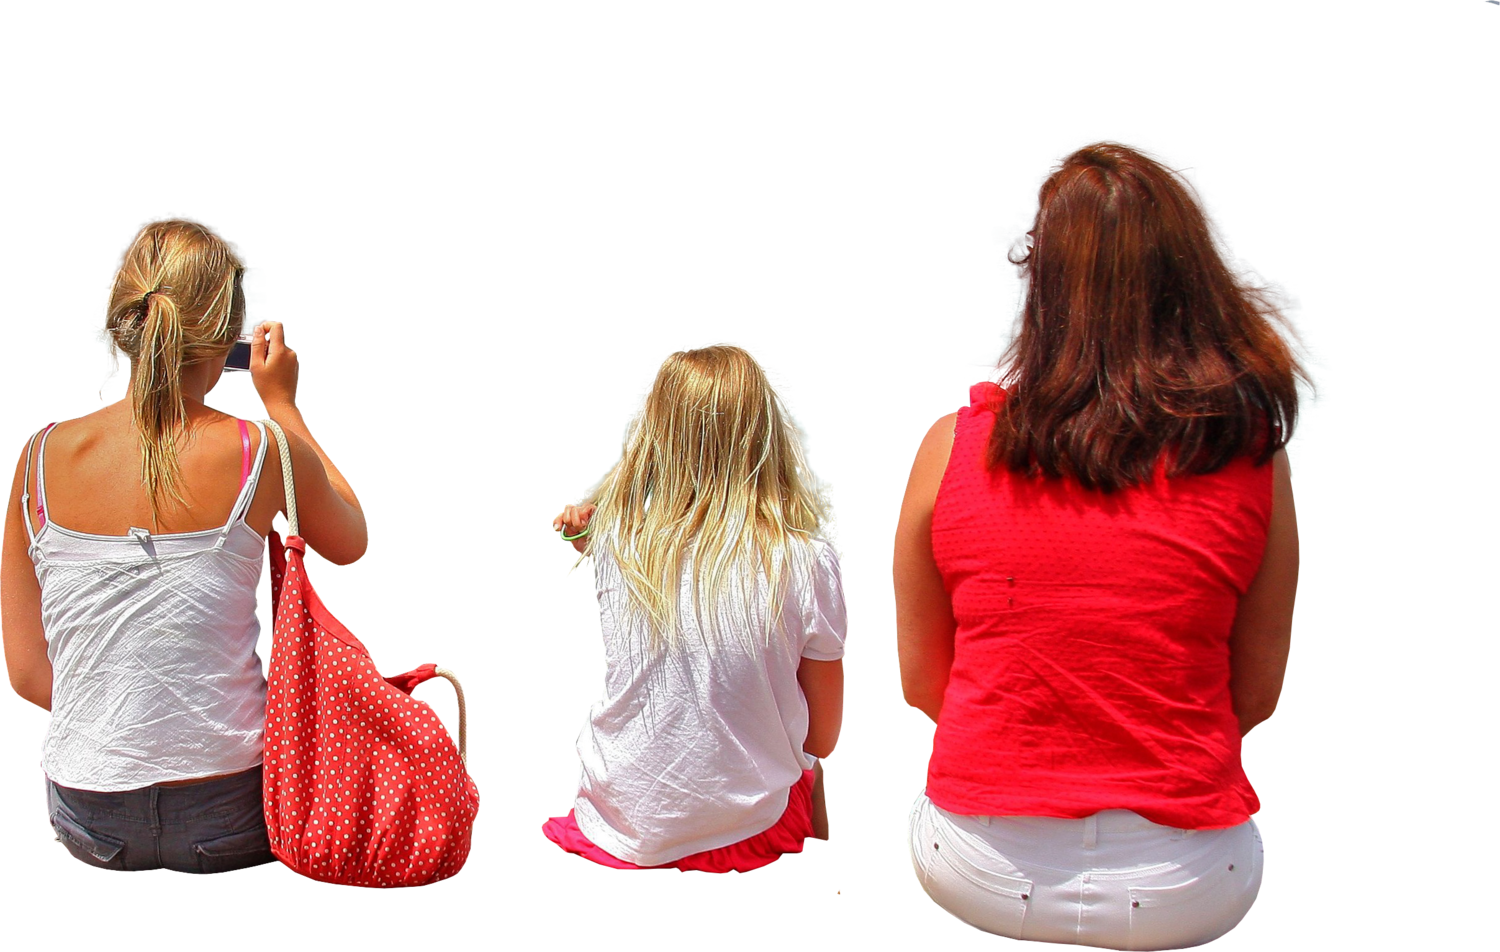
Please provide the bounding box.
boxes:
[544,346,846,872]
[1,220,366,873]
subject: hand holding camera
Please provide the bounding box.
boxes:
[249,322,300,412]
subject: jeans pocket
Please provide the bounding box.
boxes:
[50,810,126,869]
[192,825,275,874]
[923,814,1033,938]
[1127,861,1257,950]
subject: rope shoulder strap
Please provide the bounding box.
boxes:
[262,419,299,538]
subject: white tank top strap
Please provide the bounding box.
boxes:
[19,424,54,546]
[216,420,270,548]
[27,423,59,543]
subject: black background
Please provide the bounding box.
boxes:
[0,126,1356,947]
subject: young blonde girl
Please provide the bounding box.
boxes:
[543,345,845,872]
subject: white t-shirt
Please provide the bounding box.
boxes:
[572,537,846,867]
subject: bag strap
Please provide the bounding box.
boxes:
[438,662,471,767]
[262,419,299,538]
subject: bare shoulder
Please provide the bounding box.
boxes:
[896,411,961,536]
[8,419,74,527]
[920,412,959,458]
[27,404,131,458]
[9,437,29,493]
[53,402,127,434]
[6,432,42,538]
[244,419,287,536]
[909,412,959,487]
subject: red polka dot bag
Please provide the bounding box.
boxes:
[261,422,479,887]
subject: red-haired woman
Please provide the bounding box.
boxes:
[895,143,1302,950]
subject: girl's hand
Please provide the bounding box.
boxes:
[552,504,596,539]
[251,321,299,412]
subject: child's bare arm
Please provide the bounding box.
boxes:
[798,658,843,758]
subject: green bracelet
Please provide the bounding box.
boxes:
[560,526,590,542]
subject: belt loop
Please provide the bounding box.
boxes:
[1083,813,1098,850]
[149,784,164,867]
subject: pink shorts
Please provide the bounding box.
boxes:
[542,769,816,873]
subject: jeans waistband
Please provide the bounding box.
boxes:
[971,809,1182,836]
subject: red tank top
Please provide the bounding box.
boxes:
[927,383,1272,829]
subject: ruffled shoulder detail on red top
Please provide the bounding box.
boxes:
[966,379,1002,404]
[960,379,1008,416]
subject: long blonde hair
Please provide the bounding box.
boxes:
[585,346,827,649]
[104,220,243,518]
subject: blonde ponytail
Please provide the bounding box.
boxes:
[105,221,243,518]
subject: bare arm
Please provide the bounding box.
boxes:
[251,321,368,565]
[798,658,843,758]
[895,413,958,724]
[2,442,51,709]
[1229,449,1298,735]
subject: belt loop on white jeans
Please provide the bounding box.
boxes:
[1083,813,1098,850]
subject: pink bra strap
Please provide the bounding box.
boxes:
[34,422,58,527]
[238,419,252,492]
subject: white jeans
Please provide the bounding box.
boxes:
[909,794,1263,951]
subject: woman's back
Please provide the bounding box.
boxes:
[25,408,274,792]
[29,405,281,539]
[928,383,1271,829]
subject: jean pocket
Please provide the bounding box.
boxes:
[931,820,1033,898]
[1127,862,1257,950]
[50,811,126,869]
[922,815,1033,938]
[192,825,274,874]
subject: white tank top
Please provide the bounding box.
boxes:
[23,422,270,792]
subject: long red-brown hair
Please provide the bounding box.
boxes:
[990,142,1304,491]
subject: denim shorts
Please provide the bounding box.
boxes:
[46,765,275,874]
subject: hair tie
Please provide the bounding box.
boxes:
[138,285,171,316]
